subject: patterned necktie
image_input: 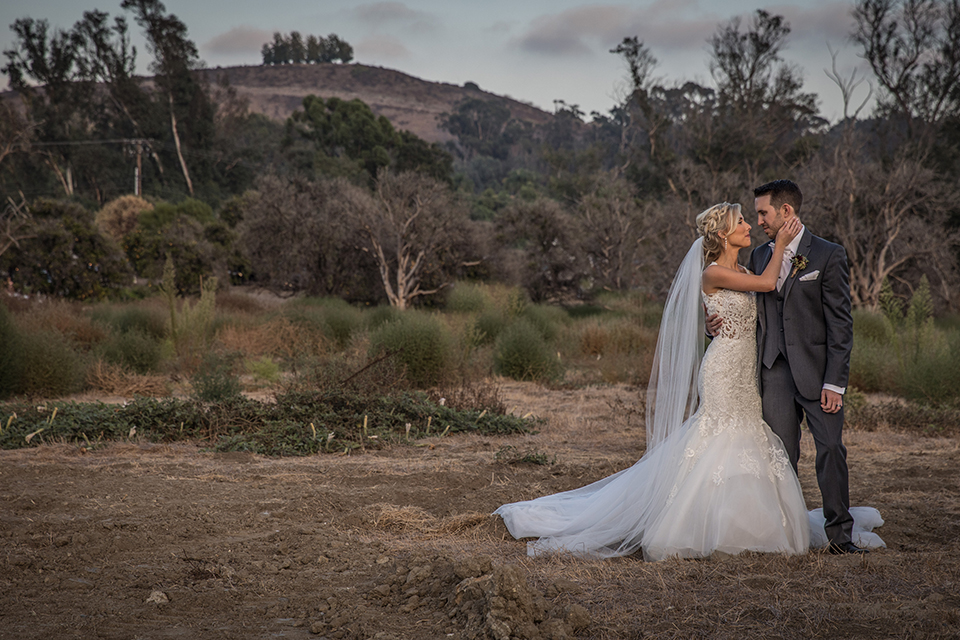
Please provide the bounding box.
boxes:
[777,248,794,291]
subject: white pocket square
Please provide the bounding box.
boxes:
[799,270,820,282]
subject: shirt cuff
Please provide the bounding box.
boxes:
[822,383,845,395]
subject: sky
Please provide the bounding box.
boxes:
[0,0,875,123]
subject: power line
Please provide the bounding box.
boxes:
[29,138,153,147]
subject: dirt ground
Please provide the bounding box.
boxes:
[2,382,959,640]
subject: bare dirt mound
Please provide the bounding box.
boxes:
[1,382,958,639]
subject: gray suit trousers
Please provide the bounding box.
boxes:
[761,354,854,545]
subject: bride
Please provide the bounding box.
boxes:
[495,203,884,561]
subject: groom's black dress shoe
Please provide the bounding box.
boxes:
[829,541,869,555]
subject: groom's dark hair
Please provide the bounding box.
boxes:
[754,179,802,215]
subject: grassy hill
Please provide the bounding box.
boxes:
[201,63,556,144]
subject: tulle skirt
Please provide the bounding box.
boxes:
[495,407,884,561]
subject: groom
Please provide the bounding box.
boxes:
[710,179,864,554]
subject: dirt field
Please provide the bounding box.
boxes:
[2,382,959,640]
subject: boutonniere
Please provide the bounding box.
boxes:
[790,254,809,278]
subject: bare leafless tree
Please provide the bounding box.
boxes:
[803,137,959,310]
[350,170,474,309]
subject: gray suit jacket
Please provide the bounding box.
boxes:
[748,229,854,400]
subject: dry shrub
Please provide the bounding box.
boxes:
[95,195,153,242]
[86,360,169,396]
[215,290,266,314]
[17,299,106,348]
[579,321,608,356]
[216,317,324,359]
[430,378,506,414]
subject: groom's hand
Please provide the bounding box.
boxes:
[705,312,722,337]
[821,389,843,414]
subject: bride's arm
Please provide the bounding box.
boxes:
[703,218,801,293]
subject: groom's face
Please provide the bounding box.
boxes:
[755,194,787,239]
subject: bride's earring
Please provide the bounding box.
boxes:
[723,236,728,248]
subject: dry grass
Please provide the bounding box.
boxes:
[85,360,169,396]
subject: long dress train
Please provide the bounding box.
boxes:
[495,288,884,561]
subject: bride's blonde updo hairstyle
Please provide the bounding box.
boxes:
[696,202,740,264]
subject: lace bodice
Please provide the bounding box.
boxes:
[696,288,764,433]
[702,287,757,340]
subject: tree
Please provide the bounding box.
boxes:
[286,95,452,182]
[609,37,670,177]
[803,136,959,309]
[495,197,585,302]
[439,98,521,161]
[238,175,380,299]
[2,17,92,196]
[122,0,214,197]
[707,10,823,182]
[853,0,960,143]
[1,199,133,299]
[288,31,305,64]
[575,177,647,292]
[349,170,475,309]
[261,32,353,64]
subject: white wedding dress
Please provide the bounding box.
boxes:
[495,287,884,561]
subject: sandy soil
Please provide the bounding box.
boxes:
[2,382,958,639]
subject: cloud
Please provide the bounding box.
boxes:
[356,34,412,60]
[514,2,721,57]
[203,26,275,56]
[514,1,857,60]
[352,2,438,32]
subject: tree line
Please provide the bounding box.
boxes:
[261,31,353,65]
[2,0,960,313]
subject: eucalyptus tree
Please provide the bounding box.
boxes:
[122,0,214,197]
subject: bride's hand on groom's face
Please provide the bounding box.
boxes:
[776,217,802,245]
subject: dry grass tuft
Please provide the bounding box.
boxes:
[86,360,169,397]
[366,504,490,536]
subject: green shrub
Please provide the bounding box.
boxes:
[0,390,536,454]
[191,352,242,402]
[320,302,364,348]
[446,282,492,313]
[898,331,960,405]
[284,298,365,349]
[17,330,85,397]
[494,320,562,382]
[594,290,661,327]
[474,310,508,345]
[245,356,281,384]
[853,309,893,344]
[366,304,401,330]
[369,312,452,388]
[521,304,567,341]
[97,328,163,374]
[90,304,168,341]
[849,337,898,394]
[1,199,133,300]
